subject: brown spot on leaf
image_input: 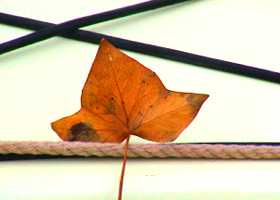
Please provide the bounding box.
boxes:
[138,111,144,116]
[158,88,166,97]
[91,93,97,102]
[106,99,116,113]
[186,95,196,106]
[69,122,99,142]
[186,94,207,108]
[149,72,156,77]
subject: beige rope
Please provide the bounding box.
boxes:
[0,141,280,159]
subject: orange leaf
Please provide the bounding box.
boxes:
[51,39,208,143]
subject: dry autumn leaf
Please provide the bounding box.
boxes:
[51,39,208,143]
[51,38,209,200]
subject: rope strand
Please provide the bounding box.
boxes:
[1,141,280,160]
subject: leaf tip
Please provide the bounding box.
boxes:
[200,93,209,103]
[100,37,105,42]
[186,93,209,108]
[100,37,112,46]
[51,118,67,141]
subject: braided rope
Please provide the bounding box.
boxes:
[1,141,280,159]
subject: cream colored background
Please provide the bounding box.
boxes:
[0,0,280,199]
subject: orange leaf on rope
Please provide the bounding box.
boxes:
[51,38,209,200]
[51,39,208,143]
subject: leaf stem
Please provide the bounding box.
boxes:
[118,135,130,200]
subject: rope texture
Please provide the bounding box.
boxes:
[1,141,280,159]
